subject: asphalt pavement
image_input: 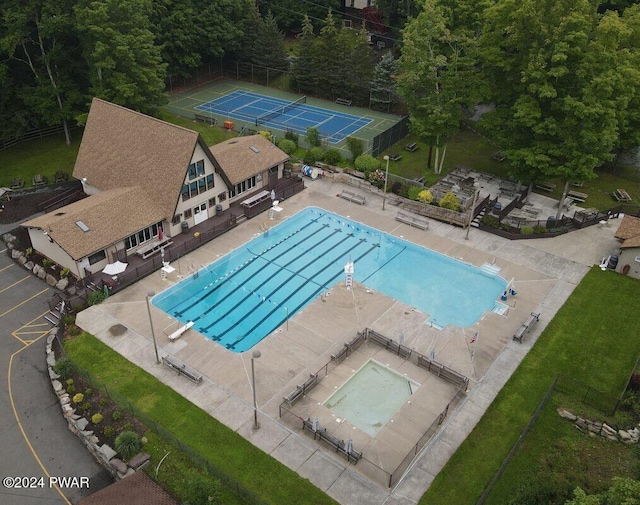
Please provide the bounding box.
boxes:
[0,246,112,505]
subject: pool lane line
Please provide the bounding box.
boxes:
[8,331,72,505]
[359,244,407,286]
[0,274,32,294]
[0,287,49,319]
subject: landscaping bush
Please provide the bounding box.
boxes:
[303,147,324,165]
[60,267,71,278]
[103,426,115,438]
[417,189,434,204]
[481,214,501,228]
[67,325,81,336]
[181,473,222,505]
[112,411,122,421]
[520,226,534,235]
[408,186,422,201]
[367,169,385,189]
[65,379,75,394]
[284,130,298,145]
[73,393,84,404]
[305,126,321,147]
[53,357,76,380]
[257,130,272,141]
[346,136,364,159]
[276,138,297,155]
[533,224,547,234]
[87,290,107,306]
[63,315,75,326]
[91,413,104,424]
[323,148,341,165]
[115,430,141,460]
[354,154,380,174]
[439,192,460,211]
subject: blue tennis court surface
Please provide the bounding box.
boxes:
[195,90,372,144]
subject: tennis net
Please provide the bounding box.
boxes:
[255,96,307,126]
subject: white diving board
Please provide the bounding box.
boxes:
[168,321,194,341]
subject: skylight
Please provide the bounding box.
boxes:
[76,221,90,232]
[249,145,260,153]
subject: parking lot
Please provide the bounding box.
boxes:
[0,247,111,505]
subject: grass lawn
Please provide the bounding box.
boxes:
[420,268,640,505]
[63,334,338,505]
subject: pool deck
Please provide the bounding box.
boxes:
[75,176,622,505]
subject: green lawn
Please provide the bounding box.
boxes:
[64,334,338,505]
[420,268,640,505]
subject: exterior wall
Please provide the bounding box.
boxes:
[617,249,640,279]
[227,163,283,205]
[28,229,82,278]
[170,143,228,236]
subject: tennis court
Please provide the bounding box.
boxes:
[195,90,372,144]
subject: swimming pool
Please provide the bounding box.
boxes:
[153,207,507,352]
[324,359,420,437]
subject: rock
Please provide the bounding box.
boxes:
[56,278,69,291]
[45,274,57,287]
[67,285,77,296]
[98,444,117,461]
[110,458,128,474]
[37,268,46,279]
[605,434,618,441]
[33,264,41,275]
[60,394,70,405]
[46,353,56,367]
[558,408,577,421]
[80,430,94,438]
[19,257,28,267]
[48,368,60,380]
[76,418,89,431]
[127,453,151,470]
[52,380,62,392]
[2,233,17,243]
[6,242,14,250]
[11,248,22,259]
[619,430,631,441]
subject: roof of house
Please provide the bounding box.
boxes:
[78,470,177,505]
[209,135,289,185]
[73,97,200,219]
[22,187,162,260]
[615,215,640,249]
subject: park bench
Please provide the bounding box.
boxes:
[339,191,366,205]
[136,237,173,259]
[404,142,418,152]
[54,171,68,183]
[567,190,588,203]
[367,329,412,358]
[396,211,429,230]
[331,331,366,363]
[417,355,469,390]
[10,177,24,190]
[162,355,202,383]
[32,174,47,186]
[307,425,362,464]
[613,189,631,203]
[535,181,556,193]
[283,374,319,406]
[513,311,540,343]
[335,97,352,106]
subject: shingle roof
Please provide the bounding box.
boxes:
[615,215,640,249]
[22,188,162,260]
[73,98,199,218]
[78,470,178,505]
[208,135,289,185]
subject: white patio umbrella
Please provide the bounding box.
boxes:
[102,260,128,275]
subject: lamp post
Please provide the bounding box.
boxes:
[251,350,261,429]
[146,291,160,364]
[465,181,481,241]
[382,155,390,210]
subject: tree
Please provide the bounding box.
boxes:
[565,477,640,505]
[258,10,288,71]
[76,0,167,115]
[192,0,246,63]
[398,0,478,174]
[370,52,398,111]
[479,0,638,218]
[292,15,319,95]
[262,0,340,33]
[1,0,87,145]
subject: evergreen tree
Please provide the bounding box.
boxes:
[258,11,288,71]
[370,52,398,111]
[292,15,319,95]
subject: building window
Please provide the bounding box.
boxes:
[218,192,227,202]
[206,174,214,190]
[208,198,216,207]
[184,208,192,219]
[125,221,163,250]
[181,184,190,201]
[172,214,182,225]
[635,255,640,263]
[229,176,257,198]
[196,160,205,176]
[88,250,107,265]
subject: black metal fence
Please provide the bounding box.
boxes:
[371,116,410,157]
[165,61,224,95]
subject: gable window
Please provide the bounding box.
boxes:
[182,161,213,201]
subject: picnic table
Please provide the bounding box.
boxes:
[404,142,418,152]
[535,181,556,192]
[32,174,47,186]
[613,189,631,202]
[387,152,402,161]
[567,190,588,203]
[10,177,24,189]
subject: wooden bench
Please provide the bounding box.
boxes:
[331,331,366,364]
[168,321,194,341]
[307,424,362,464]
[613,189,631,202]
[513,311,540,343]
[162,355,202,383]
[396,212,429,230]
[535,181,556,192]
[417,355,469,390]
[339,191,366,205]
[10,177,24,190]
[54,171,68,183]
[567,190,588,203]
[404,142,418,152]
[335,98,352,106]
[32,174,47,186]
[283,374,319,406]
[136,238,173,259]
[367,329,412,358]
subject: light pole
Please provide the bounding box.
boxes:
[251,350,261,429]
[382,155,390,210]
[465,181,481,241]
[146,291,160,364]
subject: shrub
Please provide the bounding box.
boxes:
[439,192,460,211]
[303,147,324,164]
[87,290,107,306]
[367,169,386,189]
[346,136,364,159]
[115,431,141,460]
[181,473,222,505]
[91,413,104,424]
[276,138,296,155]
[284,130,298,144]
[305,126,321,147]
[407,186,422,201]
[60,267,71,278]
[66,378,74,387]
[481,214,501,228]
[72,393,84,404]
[82,402,92,412]
[394,184,410,198]
[84,388,93,397]
[99,397,109,407]
[53,357,76,380]
[257,130,271,141]
[63,315,75,327]
[354,154,380,174]
[65,379,75,394]
[533,224,547,234]
[25,247,33,257]
[122,422,133,432]
[42,258,54,269]
[417,189,434,204]
[103,426,115,438]
[67,325,81,336]
[112,411,122,421]
[520,226,534,235]
[323,148,341,165]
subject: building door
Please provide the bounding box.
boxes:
[193,202,208,225]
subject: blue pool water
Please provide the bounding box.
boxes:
[153,208,507,352]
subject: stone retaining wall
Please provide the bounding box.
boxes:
[558,408,640,444]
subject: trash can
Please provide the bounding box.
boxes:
[181,221,189,234]
[215,204,223,213]
[607,254,619,270]
[546,216,556,229]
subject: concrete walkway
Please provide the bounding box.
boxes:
[75,176,621,505]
